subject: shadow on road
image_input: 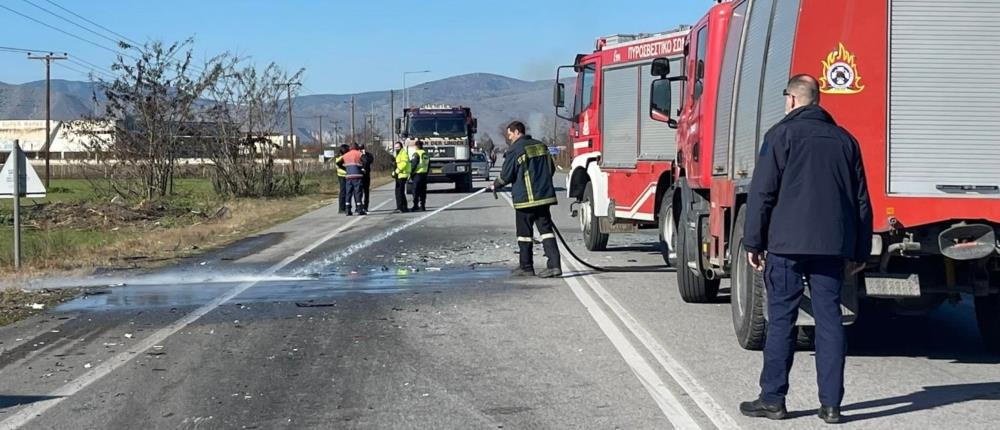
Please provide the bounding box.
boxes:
[840,382,1000,422]
[0,395,61,409]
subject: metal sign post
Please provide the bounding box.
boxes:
[1,139,46,270]
[12,140,21,269]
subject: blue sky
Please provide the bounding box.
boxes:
[1,0,708,94]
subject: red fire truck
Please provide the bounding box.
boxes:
[554,29,689,254]
[645,0,1000,351]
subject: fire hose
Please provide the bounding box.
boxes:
[492,187,670,273]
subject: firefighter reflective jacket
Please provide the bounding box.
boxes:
[341,149,364,179]
[395,149,411,179]
[495,135,557,209]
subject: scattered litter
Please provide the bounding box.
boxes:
[422,393,429,397]
[50,330,60,333]
[153,345,164,350]
[84,363,92,369]
[200,261,207,266]
[27,303,45,310]
[295,302,336,308]
[124,333,134,339]
[426,267,442,272]
[103,343,118,347]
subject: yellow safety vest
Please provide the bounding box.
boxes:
[395,149,411,179]
[415,149,430,174]
[335,155,346,177]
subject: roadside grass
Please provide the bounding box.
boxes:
[0,172,384,277]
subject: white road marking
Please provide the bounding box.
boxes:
[499,191,740,429]
[562,268,701,429]
[574,262,741,430]
[0,188,488,429]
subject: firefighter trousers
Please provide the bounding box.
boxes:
[394,178,409,211]
[515,205,561,271]
[338,177,348,212]
[362,174,372,210]
[412,173,428,210]
[759,253,846,408]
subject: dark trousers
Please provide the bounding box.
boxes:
[515,205,561,270]
[338,176,348,211]
[412,173,428,209]
[395,178,409,211]
[760,253,846,408]
[345,178,364,212]
[362,175,372,210]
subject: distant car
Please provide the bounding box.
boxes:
[470,152,490,181]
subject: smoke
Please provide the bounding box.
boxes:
[527,112,548,138]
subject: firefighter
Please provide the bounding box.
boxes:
[740,75,872,425]
[359,143,375,212]
[410,140,430,212]
[391,141,411,213]
[341,143,367,216]
[489,121,561,278]
[334,144,349,214]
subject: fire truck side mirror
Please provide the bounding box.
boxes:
[395,118,403,135]
[649,78,675,128]
[650,57,671,77]
[554,82,566,108]
[470,118,478,134]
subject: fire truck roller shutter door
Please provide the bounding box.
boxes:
[757,0,802,146]
[601,65,640,169]
[639,60,682,161]
[731,0,775,178]
[889,0,1000,195]
[713,0,748,177]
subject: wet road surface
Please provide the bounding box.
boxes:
[2,174,1000,429]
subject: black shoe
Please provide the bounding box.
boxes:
[537,268,562,278]
[412,207,420,212]
[358,210,368,216]
[739,399,787,420]
[346,210,353,216]
[392,210,402,214]
[419,206,427,212]
[338,209,345,214]
[510,267,535,277]
[818,406,841,424]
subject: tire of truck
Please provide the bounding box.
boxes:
[581,182,609,251]
[455,174,473,193]
[794,326,816,351]
[974,293,1000,353]
[730,206,766,349]
[658,197,677,267]
[676,199,720,303]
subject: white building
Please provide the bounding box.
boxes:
[0,119,112,161]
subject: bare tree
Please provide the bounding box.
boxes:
[201,62,306,197]
[73,39,223,200]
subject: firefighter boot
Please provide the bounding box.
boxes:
[513,242,535,276]
[537,237,562,278]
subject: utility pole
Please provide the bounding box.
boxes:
[316,115,324,147]
[28,52,68,188]
[389,89,395,142]
[350,96,356,145]
[277,81,301,174]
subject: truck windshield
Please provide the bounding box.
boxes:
[407,117,467,138]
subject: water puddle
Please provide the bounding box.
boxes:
[56,267,510,312]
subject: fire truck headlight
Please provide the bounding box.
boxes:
[457,166,467,172]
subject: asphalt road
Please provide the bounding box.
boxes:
[2,170,999,429]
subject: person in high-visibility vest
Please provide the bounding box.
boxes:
[391,141,411,213]
[334,144,349,214]
[409,140,431,211]
[341,143,366,216]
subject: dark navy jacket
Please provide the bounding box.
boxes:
[495,135,557,209]
[744,105,873,262]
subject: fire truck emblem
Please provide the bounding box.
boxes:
[820,43,865,95]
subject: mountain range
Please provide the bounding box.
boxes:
[0,73,568,146]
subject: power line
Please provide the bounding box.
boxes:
[42,0,141,47]
[0,3,134,60]
[0,45,62,53]
[66,58,114,79]
[20,0,122,46]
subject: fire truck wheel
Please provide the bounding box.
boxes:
[676,201,720,303]
[794,326,816,351]
[658,198,677,267]
[730,207,766,350]
[581,182,609,251]
[974,293,1000,353]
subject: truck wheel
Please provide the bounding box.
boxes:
[730,207,766,349]
[794,326,816,351]
[581,182,609,251]
[974,293,1000,353]
[676,200,719,303]
[658,198,677,267]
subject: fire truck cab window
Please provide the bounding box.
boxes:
[407,117,467,138]
[575,64,596,117]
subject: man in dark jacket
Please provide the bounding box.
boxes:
[359,143,375,212]
[740,75,872,424]
[490,121,561,278]
[409,140,430,212]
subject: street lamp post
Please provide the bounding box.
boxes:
[402,70,430,109]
